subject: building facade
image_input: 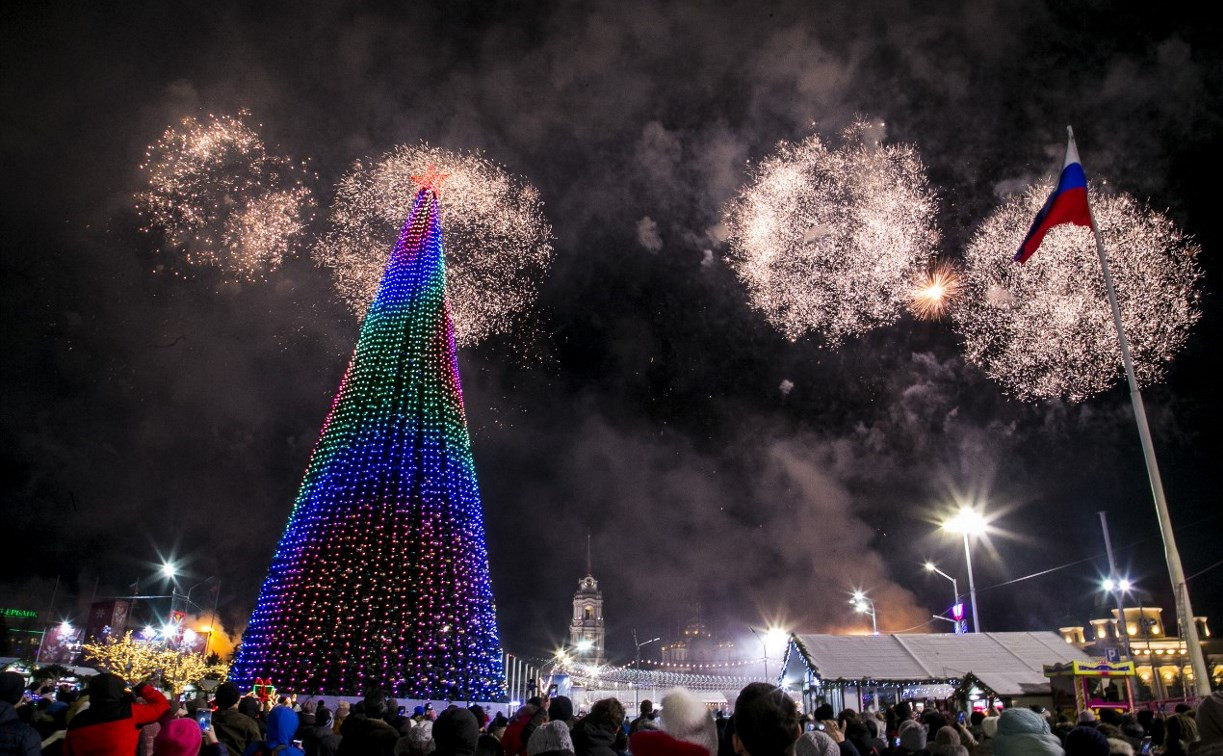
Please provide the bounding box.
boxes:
[1058,606,1223,698]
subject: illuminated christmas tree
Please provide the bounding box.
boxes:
[233,170,505,698]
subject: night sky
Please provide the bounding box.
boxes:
[3,0,1222,665]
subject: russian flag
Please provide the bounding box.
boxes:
[1014,132,1094,263]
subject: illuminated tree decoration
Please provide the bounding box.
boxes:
[232,182,505,698]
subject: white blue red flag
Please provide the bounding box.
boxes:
[1014,133,1093,263]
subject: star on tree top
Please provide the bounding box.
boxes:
[411,164,451,197]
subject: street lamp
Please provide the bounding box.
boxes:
[850,592,878,635]
[748,625,789,680]
[942,507,986,633]
[633,630,660,713]
[924,561,963,633]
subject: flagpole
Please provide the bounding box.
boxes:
[1071,125,1211,699]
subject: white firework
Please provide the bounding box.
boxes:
[724,119,940,344]
[136,111,314,279]
[954,182,1202,402]
[314,144,554,347]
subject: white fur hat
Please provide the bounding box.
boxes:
[660,687,718,755]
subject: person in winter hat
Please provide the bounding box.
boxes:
[0,671,40,756]
[152,716,203,756]
[1191,692,1223,756]
[64,673,169,756]
[992,708,1064,756]
[528,720,576,756]
[932,726,969,756]
[548,698,576,730]
[898,720,930,756]
[501,703,547,756]
[796,731,842,756]
[433,707,480,756]
[1065,726,1111,756]
[1165,714,1199,756]
[212,683,262,756]
[731,683,800,756]
[571,698,626,756]
[337,690,398,756]
[631,687,718,756]
[306,705,343,756]
[396,720,434,756]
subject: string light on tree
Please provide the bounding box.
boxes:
[231,176,506,699]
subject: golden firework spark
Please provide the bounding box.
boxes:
[953,182,1202,402]
[314,143,554,347]
[910,262,961,320]
[723,119,940,344]
[136,111,314,280]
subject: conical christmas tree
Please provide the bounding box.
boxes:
[233,175,505,699]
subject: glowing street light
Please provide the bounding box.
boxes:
[160,562,178,580]
[850,592,878,635]
[924,561,963,633]
[749,625,788,681]
[942,507,986,633]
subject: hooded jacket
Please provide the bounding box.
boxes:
[64,677,169,756]
[992,709,1064,756]
[253,705,305,756]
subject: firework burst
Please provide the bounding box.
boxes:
[723,119,940,344]
[314,144,554,347]
[953,183,1202,402]
[136,111,315,279]
[910,261,961,320]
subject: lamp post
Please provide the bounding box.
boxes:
[633,630,660,713]
[942,508,985,633]
[924,561,962,633]
[851,592,878,635]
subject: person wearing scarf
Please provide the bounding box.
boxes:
[64,673,169,756]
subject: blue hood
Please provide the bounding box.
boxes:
[266,705,300,747]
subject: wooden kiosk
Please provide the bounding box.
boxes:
[1043,660,1136,717]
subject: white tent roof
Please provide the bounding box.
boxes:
[787,632,1094,697]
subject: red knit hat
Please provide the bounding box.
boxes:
[630,729,711,756]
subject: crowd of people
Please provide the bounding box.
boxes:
[0,670,1220,756]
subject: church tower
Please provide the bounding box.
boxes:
[568,535,606,666]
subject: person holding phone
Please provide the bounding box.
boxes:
[0,671,42,756]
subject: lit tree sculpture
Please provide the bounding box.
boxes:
[82,631,229,695]
[232,171,505,698]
